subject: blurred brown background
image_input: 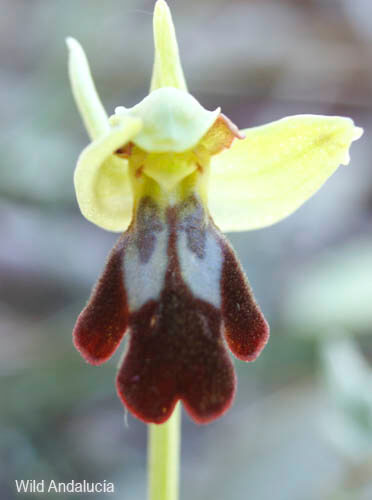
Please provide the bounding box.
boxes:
[1,0,372,499]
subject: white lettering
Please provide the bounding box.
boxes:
[15,480,44,493]
[16,478,115,494]
[15,480,29,493]
[48,480,58,493]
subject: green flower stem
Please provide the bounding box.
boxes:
[148,403,181,500]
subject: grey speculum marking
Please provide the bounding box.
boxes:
[177,196,207,259]
[134,196,164,264]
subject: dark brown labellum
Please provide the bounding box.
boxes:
[73,195,269,423]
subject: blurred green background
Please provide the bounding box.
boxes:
[1,0,372,499]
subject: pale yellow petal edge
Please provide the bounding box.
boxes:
[74,116,142,232]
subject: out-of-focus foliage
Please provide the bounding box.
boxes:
[282,239,372,336]
[321,338,372,462]
[0,1,371,499]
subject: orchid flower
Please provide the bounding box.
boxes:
[67,0,362,425]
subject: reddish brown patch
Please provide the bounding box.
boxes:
[116,203,236,424]
[135,165,144,178]
[73,237,129,365]
[220,238,269,361]
[115,142,133,159]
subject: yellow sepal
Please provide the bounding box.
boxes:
[150,0,187,92]
[208,115,363,232]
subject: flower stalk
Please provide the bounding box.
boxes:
[148,403,181,500]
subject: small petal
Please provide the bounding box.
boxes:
[74,115,142,231]
[209,115,363,232]
[150,0,187,92]
[66,37,109,140]
[198,114,244,156]
[73,238,129,365]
